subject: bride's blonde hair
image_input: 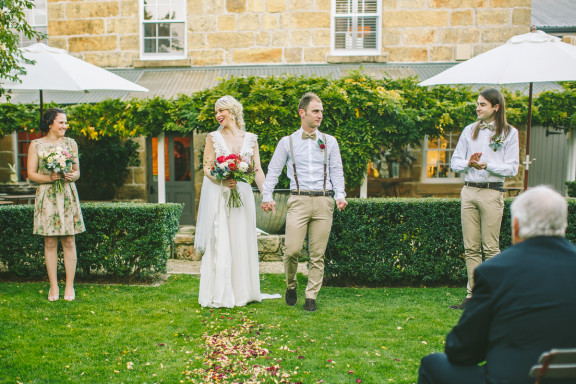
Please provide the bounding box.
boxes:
[215,95,245,130]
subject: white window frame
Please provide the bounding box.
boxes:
[19,0,47,47]
[421,133,464,183]
[331,0,382,56]
[139,0,187,60]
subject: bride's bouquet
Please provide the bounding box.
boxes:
[39,147,76,194]
[210,153,255,208]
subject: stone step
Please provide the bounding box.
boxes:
[172,226,285,262]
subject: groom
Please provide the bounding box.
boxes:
[261,92,347,312]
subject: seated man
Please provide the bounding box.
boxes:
[418,185,576,384]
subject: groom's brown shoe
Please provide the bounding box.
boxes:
[303,299,317,312]
[285,287,297,306]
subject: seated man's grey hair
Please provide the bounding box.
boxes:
[511,185,567,239]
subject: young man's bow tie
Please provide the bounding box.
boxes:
[302,132,317,140]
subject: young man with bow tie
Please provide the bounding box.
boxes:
[261,92,347,312]
[449,88,519,310]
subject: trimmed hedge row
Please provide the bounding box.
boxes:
[325,198,576,287]
[0,202,182,282]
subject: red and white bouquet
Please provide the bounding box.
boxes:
[39,146,76,193]
[210,153,255,208]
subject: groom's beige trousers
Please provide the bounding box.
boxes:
[284,195,335,300]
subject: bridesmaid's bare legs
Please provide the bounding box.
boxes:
[44,236,59,301]
[61,235,77,301]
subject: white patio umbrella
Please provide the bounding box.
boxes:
[419,30,576,190]
[2,43,148,116]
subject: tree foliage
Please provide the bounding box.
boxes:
[1,74,575,189]
[0,0,44,99]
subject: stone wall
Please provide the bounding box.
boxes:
[44,0,531,68]
[46,0,139,67]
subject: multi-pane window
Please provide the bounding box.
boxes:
[141,0,186,58]
[332,0,380,55]
[19,0,47,47]
[423,133,463,182]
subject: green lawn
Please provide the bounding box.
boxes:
[0,274,463,384]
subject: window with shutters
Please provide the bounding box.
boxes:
[332,0,381,55]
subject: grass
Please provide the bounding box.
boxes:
[0,274,464,384]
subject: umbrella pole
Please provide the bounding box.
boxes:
[38,90,44,131]
[523,82,533,191]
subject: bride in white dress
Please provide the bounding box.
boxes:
[195,95,274,308]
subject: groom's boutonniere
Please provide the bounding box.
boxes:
[317,138,326,150]
[489,135,504,152]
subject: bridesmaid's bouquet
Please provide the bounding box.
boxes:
[39,147,76,194]
[210,153,255,208]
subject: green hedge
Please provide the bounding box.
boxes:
[325,198,576,287]
[0,202,182,282]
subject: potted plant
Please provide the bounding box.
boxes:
[252,188,291,234]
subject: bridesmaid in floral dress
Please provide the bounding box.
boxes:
[27,108,85,302]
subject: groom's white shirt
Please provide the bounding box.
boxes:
[262,128,346,202]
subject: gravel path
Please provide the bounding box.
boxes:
[167,260,308,275]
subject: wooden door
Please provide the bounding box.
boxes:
[147,134,195,224]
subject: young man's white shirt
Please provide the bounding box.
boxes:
[262,128,346,202]
[450,122,519,182]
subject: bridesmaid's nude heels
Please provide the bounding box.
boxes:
[48,288,59,302]
[64,288,75,301]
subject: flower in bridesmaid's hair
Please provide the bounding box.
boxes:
[317,138,326,150]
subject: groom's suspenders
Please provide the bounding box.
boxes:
[288,133,328,193]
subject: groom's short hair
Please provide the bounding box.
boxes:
[298,92,321,111]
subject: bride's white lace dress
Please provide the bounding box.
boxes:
[195,131,264,308]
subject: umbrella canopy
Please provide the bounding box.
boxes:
[3,43,148,93]
[419,30,576,190]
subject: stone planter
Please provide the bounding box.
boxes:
[253,189,290,234]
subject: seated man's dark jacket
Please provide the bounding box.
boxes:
[445,236,576,384]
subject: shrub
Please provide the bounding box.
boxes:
[0,202,182,282]
[325,198,576,287]
[566,180,576,198]
[70,135,141,200]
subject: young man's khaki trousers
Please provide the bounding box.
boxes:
[284,195,334,300]
[461,186,504,296]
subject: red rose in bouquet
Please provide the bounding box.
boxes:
[210,153,255,208]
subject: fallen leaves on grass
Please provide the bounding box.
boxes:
[185,316,301,383]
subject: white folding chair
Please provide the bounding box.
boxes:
[529,348,576,384]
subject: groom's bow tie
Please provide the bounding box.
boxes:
[479,122,495,131]
[302,131,317,140]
